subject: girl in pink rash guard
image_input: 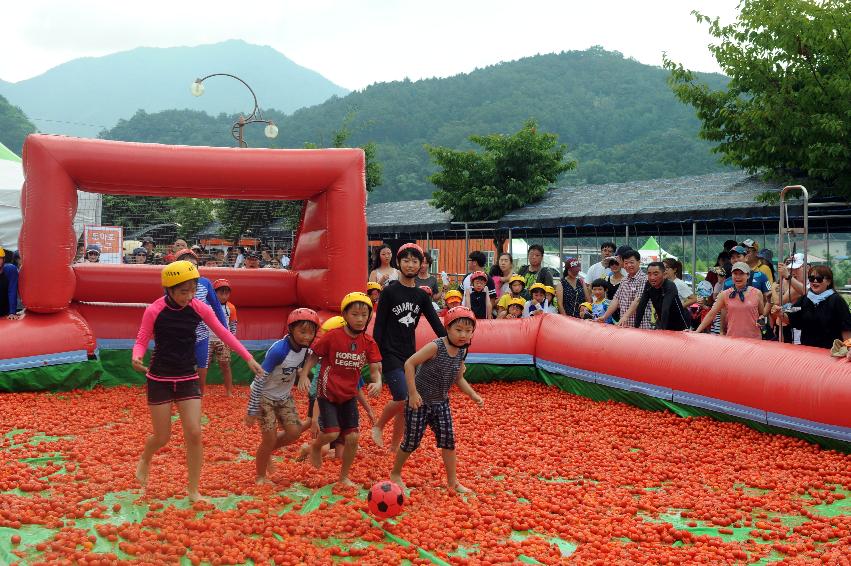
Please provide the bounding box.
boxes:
[131,261,264,502]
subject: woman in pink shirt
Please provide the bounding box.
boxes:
[132,261,263,501]
[695,262,764,338]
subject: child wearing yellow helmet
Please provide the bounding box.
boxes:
[505,297,526,319]
[496,275,526,318]
[132,261,264,501]
[297,292,383,485]
[366,281,382,306]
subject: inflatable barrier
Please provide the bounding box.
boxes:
[1,135,849,450]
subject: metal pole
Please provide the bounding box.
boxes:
[691,222,697,294]
[625,225,629,247]
[426,231,431,273]
[464,223,469,276]
[558,227,564,264]
[508,228,513,259]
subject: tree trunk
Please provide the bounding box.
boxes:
[493,236,506,256]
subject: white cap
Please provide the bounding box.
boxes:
[789,253,805,269]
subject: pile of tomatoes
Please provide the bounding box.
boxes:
[1,381,849,564]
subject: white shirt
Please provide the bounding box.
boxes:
[585,262,607,283]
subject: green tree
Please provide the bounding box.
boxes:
[426,119,575,221]
[0,94,36,155]
[305,110,383,192]
[664,0,851,196]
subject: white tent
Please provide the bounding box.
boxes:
[637,236,677,264]
[0,141,101,249]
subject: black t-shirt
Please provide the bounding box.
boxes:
[373,281,447,372]
[788,292,851,349]
[469,289,488,319]
[634,279,689,331]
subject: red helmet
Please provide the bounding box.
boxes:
[396,243,424,260]
[175,248,198,260]
[419,285,433,297]
[287,308,320,328]
[444,306,476,328]
[212,278,231,290]
[470,270,487,283]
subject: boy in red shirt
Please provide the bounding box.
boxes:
[298,292,382,486]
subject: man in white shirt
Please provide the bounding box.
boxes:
[585,242,617,283]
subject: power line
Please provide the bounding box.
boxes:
[30,117,109,129]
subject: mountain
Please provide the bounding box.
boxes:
[0,94,36,155]
[100,47,733,202]
[0,40,348,138]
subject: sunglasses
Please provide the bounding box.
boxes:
[808,275,826,283]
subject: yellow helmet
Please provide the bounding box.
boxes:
[0,247,5,258]
[161,260,199,288]
[341,291,372,313]
[445,289,463,302]
[544,285,556,295]
[508,297,526,309]
[529,283,547,294]
[321,315,347,331]
[508,275,525,287]
[367,282,382,293]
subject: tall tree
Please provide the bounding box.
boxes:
[427,119,575,222]
[0,94,36,155]
[664,0,851,196]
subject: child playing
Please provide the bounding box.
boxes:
[440,290,463,316]
[579,279,613,323]
[132,261,264,501]
[297,292,382,486]
[208,278,238,396]
[389,306,483,492]
[463,271,492,319]
[245,308,319,485]
[367,282,382,307]
[496,275,526,318]
[505,298,525,319]
[523,283,549,317]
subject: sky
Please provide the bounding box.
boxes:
[1,0,740,90]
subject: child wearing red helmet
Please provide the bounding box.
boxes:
[463,271,492,319]
[245,308,320,484]
[209,278,239,396]
[389,306,483,493]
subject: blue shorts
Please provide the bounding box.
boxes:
[383,367,408,401]
[194,337,210,369]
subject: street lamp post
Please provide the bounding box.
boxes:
[190,73,278,147]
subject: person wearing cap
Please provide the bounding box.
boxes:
[174,248,229,392]
[461,250,497,298]
[597,249,653,329]
[585,242,618,283]
[555,257,587,318]
[618,262,690,331]
[741,239,774,284]
[141,237,156,264]
[773,265,851,351]
[695,262,765,338]
[0,247,21,320]
[757,248,777,282]
[84,244,101,263]
[496,275,526,318]
[243,251,261,269]
[209,278,239,396]
[131,247,148,265]
[723,246,771,301]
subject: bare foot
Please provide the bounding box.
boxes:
[309,443,323,469]
[295,443,310,462]
[135,458,149,487]
[266,458,276,475]
[337,477,359,488]
[187,491,208,503]
[370,426,383,447]
[255,477,274,486]
[224,389,233,398]
[389,474,406,491]
[451,483,472,494]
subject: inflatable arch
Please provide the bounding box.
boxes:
[2,134,366,368]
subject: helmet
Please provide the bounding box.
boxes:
[544,285,556,295]
[288,308,320,329]
[86,244,101,255]
[396,243,424,260]
[175,248,198,261]
[508,297,526,309]
[132,247,148,256]
[161,260,199,288]
[341,291,373,313]
[213,278,231,290]
[444,306,476,328]
[445,289,463,303]
[529,282,547,294]
[0,247,4,258]
[419,285,433,297]
[470,271,487,283]
[321,315,346,331]
[367,282,382,293]
[508,275,526,287]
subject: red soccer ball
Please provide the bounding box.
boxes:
[367,480,404,519]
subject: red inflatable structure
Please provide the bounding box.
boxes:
[1,134,849,445]
[4,135,366,364]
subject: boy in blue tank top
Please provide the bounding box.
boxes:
[389,306,483,493]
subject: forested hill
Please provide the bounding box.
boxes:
[0,94,36,155]
[101,47,732,203]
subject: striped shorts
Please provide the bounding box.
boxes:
[400,399,455,452]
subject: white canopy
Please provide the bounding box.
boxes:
[0,141,101,249]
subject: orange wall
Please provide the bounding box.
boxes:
[415,238,505,276]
